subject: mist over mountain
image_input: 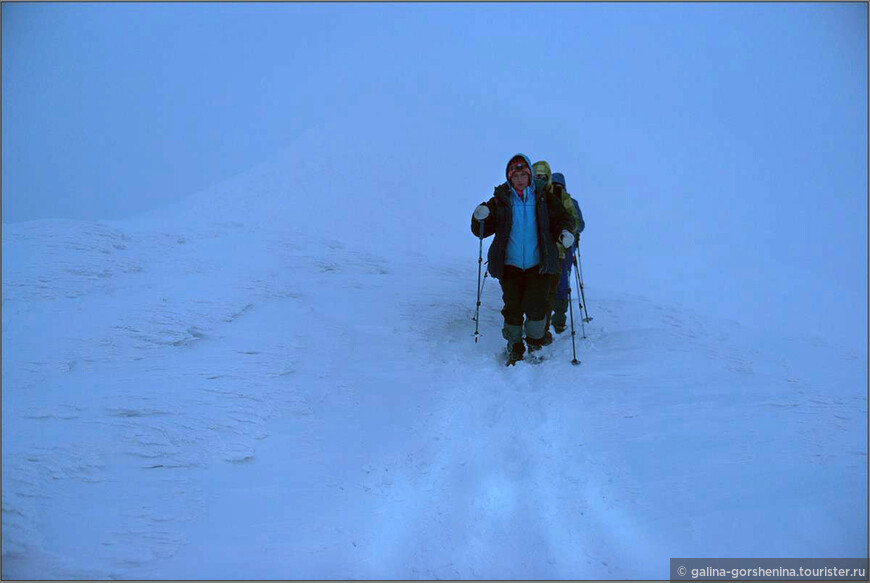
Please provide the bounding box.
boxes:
[4,2,865,347]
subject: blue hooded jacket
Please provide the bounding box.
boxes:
[470,154,574,280]
[503,154,540,270]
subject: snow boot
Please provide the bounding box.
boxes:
[524,318,549,352]
[526,331,553,352]
[503,324,525,365]
[506,342,525,366]
[551,298,570,332]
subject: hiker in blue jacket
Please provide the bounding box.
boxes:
[549,172,586,333]
[471,155,575,364]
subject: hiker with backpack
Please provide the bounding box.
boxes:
[470,154,575,365]
[548,171,585,334]
[531,161,582,340]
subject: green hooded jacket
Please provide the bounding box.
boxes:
[532,161,580,259]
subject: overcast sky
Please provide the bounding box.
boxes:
[3,3,865,221]
[2,2,867,347]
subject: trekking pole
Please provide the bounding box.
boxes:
[572,261,587,339]
[577,252,592,323]
[473,219,485,342]
[570,253,587,338]
[481,267,488,298]
[567,288,581,365]
[573,252,593,324]
[480,254,488,297]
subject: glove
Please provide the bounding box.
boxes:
[559,230,575,249]
[473,205,490,221]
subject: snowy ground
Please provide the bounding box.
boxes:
[2,200,866,578]
[2,106,867,577]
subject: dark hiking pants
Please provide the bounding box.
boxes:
[499,265,550,343]
[551,252,575,329]
[545,272,560,331]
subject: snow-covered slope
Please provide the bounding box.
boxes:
[2,109,866,578]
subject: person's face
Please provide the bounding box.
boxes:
[508,161,530,190]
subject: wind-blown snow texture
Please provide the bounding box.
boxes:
[3,103,867,579]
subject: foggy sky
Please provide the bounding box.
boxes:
[2,2,867,348]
